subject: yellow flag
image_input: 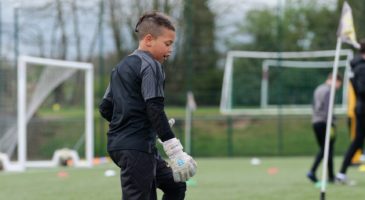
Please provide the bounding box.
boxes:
[337,1,360,49]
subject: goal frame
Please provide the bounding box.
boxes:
[220,50,354,116]
[15,55,94,171]
[260,59,350,109]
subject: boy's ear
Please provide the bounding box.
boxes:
[144,34,154,47]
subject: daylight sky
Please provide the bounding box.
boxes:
[0,0,340,59]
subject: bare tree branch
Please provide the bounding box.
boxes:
[71,0,82,61]
[108,0,123,58]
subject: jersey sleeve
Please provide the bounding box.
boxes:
[99,84,113,122]
[141,63,165,101]
[146,97,175,141]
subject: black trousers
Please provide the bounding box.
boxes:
[310,122,336,180]
[340,113,365,174]
[109,149,186,200]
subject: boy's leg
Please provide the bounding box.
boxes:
[310,123,326,173]
[156,154,186,200]
[109,150,157,200]
[307,122,326,183]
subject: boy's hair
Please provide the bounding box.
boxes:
[328,72,342,82]
[360,38,365,53]
[135,11,175,40]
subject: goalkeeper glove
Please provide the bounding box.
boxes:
[163,138,197,182]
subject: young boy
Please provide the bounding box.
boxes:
[99,12,197,199]
[307,73,342,184]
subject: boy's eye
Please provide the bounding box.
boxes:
[165,41,173,46]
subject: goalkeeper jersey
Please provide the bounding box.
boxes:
[107,50,165,153]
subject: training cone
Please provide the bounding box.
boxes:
[315,181,324,188]
[186,179,197,186]
[57,171,69,178]
[359,164,365,172]
[104,169,116,177]
[267,167,279,175]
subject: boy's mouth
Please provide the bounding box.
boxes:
[163,55,170,60]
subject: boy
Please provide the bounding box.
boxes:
[100,12,197,199]
[307,73,342,183]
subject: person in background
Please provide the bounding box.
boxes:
[336,39,365,184]
[307,73,342,184]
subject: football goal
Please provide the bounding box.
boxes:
[0,56,94,171]
[220,50,353,116]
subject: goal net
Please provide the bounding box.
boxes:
[0,56,94,171]
[220,50,353,116]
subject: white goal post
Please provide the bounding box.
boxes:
[220,49,353,116]
[12,55,94,171]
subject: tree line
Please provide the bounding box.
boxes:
[1,0,364,107]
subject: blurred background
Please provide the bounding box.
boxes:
[0,0,364,161]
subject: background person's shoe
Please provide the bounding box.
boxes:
[306,172,318,183]
[335,175,357,186]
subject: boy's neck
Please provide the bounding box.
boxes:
[136,48,152,57]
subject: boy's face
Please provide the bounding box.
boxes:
[146,28,175,63]
[335,80,342,90]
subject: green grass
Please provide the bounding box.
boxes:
[37,106,220,119]
[1,157,364,200]
[165,106,220,118]
[34,106,353,157]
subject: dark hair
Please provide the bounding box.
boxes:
[135,11,175,40]
[328,73,342,82]
[360,38,365,53]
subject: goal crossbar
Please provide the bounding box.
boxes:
[220,49,353,116]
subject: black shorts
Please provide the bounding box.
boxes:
[109,149,186,200]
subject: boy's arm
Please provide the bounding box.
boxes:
[99,84,113,122]
[145,97,174,141]
[146,97,197,182]
[141,58,196,182]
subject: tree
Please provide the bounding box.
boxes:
[231,0,338,51]
[225,0,341,107]
[108,0,124,58]
[168,0,220,105]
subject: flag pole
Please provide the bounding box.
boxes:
[320,37,342,200]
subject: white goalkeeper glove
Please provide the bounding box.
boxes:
[163,138,197,182]
[168,118,175,127]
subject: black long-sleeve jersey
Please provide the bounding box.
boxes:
[350,55,365,114]
[100,50,174,153]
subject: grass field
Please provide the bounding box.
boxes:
[1,157,364,200]
[34,106,353,157]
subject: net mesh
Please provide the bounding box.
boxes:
[0,63,78,159]
[220,50,353,115]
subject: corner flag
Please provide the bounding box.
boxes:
[320,2,359,200]
[337,1,360,49]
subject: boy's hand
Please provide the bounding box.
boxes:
[163,138,197,182]
[169,152,197,182]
